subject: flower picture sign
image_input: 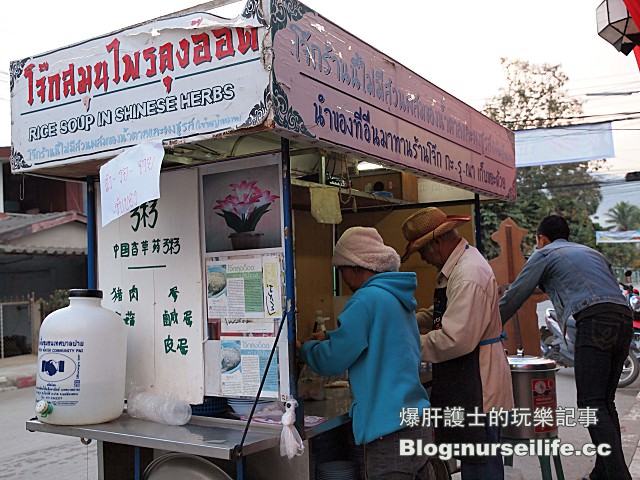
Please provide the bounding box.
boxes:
[202,156,283,254]
[214,180,279,233]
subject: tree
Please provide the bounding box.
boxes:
[601,201,640,260]
[605,201,640,231]
[484,59,582,130]
[481,58,602,258]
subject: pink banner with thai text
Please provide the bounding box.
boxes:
[272,2,516,200]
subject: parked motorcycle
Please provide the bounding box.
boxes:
[540,307,640,388]
[620,269,640,322]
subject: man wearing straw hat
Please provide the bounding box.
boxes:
[300,226,431,479]
[401,207,513,480]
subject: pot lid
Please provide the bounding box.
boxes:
[507,355,556,371]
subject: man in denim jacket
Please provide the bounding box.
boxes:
[499,215,632,480]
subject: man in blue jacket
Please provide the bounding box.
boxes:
[300,226,431,479]
[500,214,632,480]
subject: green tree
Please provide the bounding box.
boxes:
[605,201,640,231]
[481,58,602,257]
[600,202,640,263]
[39,289,70,321]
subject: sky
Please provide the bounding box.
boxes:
[2,0,639,185]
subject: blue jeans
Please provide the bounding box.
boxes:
[459,425,503,480]
[363,425,432,479]
[575,311,632,480]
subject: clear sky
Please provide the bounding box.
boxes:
[2,0,639,180]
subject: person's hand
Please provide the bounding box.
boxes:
[416,306,434,335]
[303,331,327,342]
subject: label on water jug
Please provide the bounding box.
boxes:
[36,341,83,407]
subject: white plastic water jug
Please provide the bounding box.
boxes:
[35,289,127,425]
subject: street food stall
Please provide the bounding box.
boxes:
[11,0,515,478]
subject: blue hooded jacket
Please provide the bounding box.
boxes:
[300,271,430,445]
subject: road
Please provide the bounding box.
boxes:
[505,367,640,480]
[0,386,97,480]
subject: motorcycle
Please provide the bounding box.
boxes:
[540,307,640,388]
[620,269,640,322]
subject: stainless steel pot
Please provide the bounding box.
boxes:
[502,355,558,440]
[143,453,232,480]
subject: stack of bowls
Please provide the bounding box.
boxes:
[226,398,271,417]
[316,460,358,480]
[190,396,228,417]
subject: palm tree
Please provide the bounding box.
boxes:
[605,201,640,231]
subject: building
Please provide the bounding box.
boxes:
[0,146,87,357]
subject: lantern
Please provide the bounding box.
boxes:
[597,0,640,55]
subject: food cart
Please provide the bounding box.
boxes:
[10,0,516,478]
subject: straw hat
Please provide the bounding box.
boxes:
[401,207,471,262]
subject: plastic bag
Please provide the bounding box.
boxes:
[280,399,304,459]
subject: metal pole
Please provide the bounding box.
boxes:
[86,176,97,289]
[474,193,483,255]
[281,137,301,430]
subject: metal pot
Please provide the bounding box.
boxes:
[502,355,558,440]
[143,453,232,480]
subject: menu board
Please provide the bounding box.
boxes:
[97,168,204,403]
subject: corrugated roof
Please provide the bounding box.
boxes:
[0,211,86,243]
[0,244,86,255]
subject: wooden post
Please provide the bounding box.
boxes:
[489,218,545,355]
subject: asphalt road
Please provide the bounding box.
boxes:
[0,386,97,480]
[504,366,640,480]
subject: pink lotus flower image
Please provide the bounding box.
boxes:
[213,181,279,233]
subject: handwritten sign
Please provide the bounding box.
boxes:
[100,142,163,226]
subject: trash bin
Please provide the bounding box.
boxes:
[502,355,557,439]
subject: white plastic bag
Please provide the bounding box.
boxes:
[280,399,304,459]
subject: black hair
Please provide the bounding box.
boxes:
[536,215,570,242]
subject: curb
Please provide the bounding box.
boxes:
[0,371,37,390]
[625,392,640,475]
[15,375,36,388]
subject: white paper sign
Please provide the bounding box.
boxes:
[100,142,163,226]
[97,169,204,404]
[220,336,279,398]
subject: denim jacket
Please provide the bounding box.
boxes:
[499,239,627,326]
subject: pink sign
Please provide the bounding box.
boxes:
[272,5,516,201]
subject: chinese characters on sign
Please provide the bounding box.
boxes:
[98,169,203,403]
[399,406,598,429]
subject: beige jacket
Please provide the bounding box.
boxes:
[421,239,514,412]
